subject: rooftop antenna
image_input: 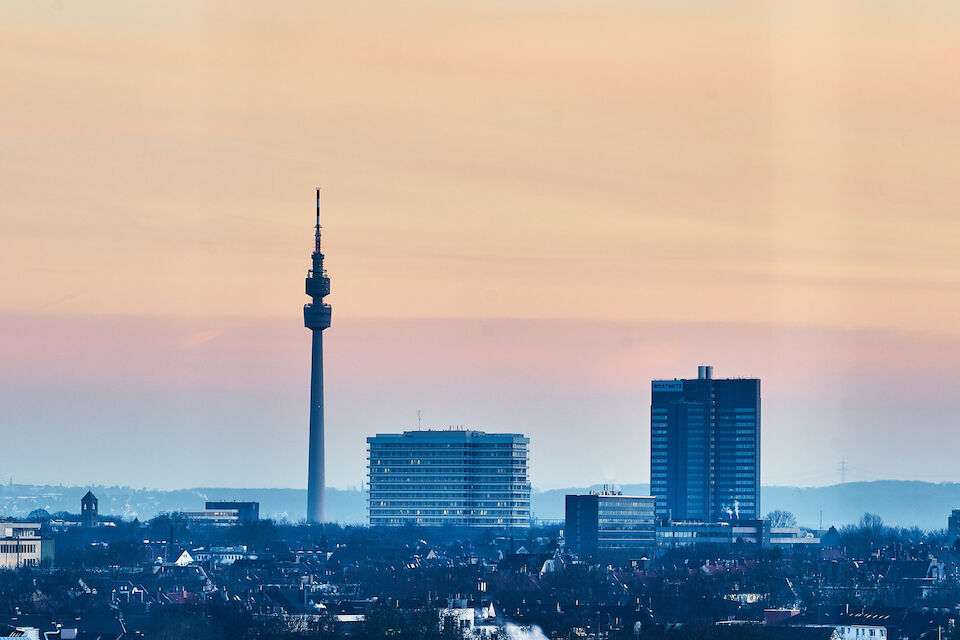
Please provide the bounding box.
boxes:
[417,409,422,429]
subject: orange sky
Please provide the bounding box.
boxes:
[3,0,960,493]
[4,0,960,330]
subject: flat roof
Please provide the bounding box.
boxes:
[368,430,528,442]
[567,494,655,500]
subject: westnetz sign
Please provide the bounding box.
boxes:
[652,381,683,392]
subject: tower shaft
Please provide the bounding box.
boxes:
[304,189,331,524]
[307,329,325,522]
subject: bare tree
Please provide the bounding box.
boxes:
[765,510,797,528]
[859,512,884,532]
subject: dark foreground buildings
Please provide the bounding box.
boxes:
[651,365,760,522]
[367,429,531,527]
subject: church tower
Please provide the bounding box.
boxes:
[81,490,98,528]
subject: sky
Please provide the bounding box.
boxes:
[2,0,960,490]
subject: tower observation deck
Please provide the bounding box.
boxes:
[304,188,332,523]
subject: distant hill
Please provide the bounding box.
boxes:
[760,481,959,531]
[533,481,960,530]
[2,481,958,530]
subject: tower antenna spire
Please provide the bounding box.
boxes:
[315,187,322,253]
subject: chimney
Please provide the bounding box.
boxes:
[698,366,707,379]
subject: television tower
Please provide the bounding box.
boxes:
[304,188,332,523]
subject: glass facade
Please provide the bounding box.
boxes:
[655,520,762,548]
[650,368,760,522]
[367,430,531,528]
[566,493,656,554]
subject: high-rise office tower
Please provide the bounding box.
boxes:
[650,365,760,522]
[367,430,531,528]
[304,189,332,524]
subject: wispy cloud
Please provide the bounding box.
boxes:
[179,328,223,350]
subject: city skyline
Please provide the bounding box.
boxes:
[4,0,960,491]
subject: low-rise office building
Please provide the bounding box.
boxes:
[181,509,243,527]
[565,491,656,555]
[765,525,821,548]
[657,520,762,549]
[656,520,819,550]
[180,501,259,526]
[204,502,259,524]
[0,523,53,569]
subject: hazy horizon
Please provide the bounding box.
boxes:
[7,479,960,493]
